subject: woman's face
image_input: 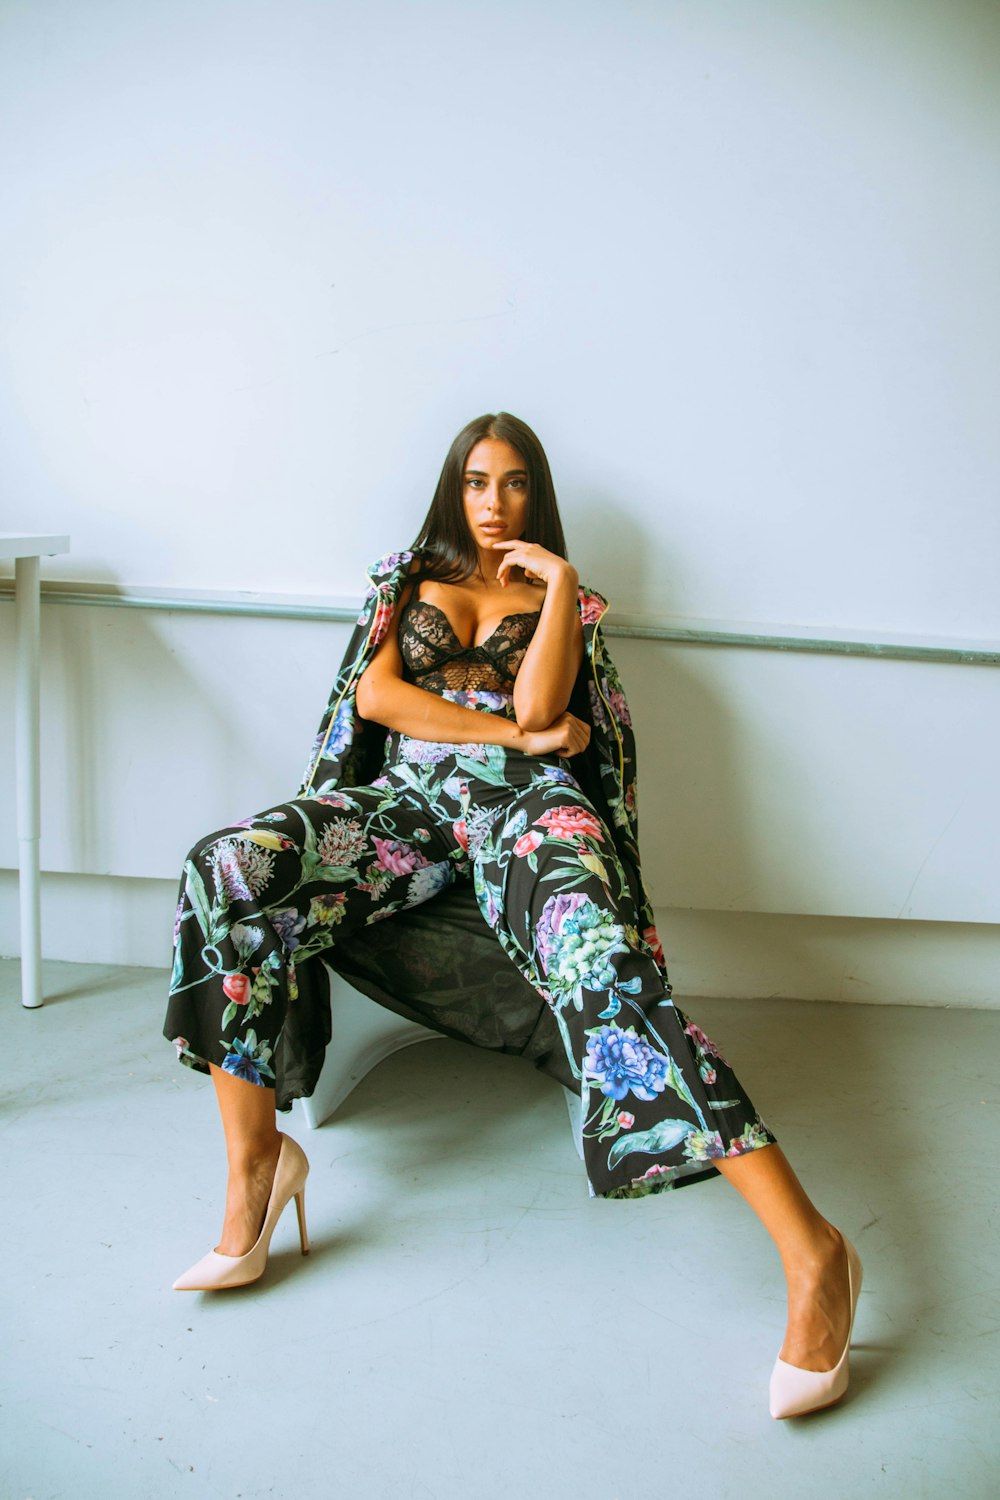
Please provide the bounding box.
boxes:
[462,437,529,551]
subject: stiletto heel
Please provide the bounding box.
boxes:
[294,1188,310,1255]
[172,1132,310,1291]
[769,1231,862,1418]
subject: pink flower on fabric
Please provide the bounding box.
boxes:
[222,974,251,1006]
[514,830,543,857]
[607,684,632,728]
[453,819,469,852]
[371,836,428,876]
[358,585,395,637]
[617,1111,635,1130]
[534,805,605,842]
[370,595,395,646]
[683,1021,728,1064]
[642,925,666,967]
[579,593,605,626]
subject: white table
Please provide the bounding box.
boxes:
[1,533,70,1007]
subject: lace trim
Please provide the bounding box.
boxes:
[399,598,540,693]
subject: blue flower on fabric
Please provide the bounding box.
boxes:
[535,893,629,999]
[584,1024,672,1102]
[326,701,354,759]
[272,908,307,950]
[442,688,511,714]
[220,1029,276,1086]
[540,765,578,786]
[406,862,451,904]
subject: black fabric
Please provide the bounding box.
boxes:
[398,595,542,693]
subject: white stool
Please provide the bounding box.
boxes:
[295,963,584,1159]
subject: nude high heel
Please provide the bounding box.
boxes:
[172,1132,310,1291]
[769,1232,863,1419]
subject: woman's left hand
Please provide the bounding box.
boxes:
[492,540,578,590]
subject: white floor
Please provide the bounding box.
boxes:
[1,959,997,1500]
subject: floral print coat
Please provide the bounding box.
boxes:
[297,547,674,1006]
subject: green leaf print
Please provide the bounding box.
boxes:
[455,752,508,787]
[664,1052,705,1123]
[169,932,186,993]
[392,762,435,798]
[483,743,509,778]
[299,849,360,886]
[244,957,280,1021]
[539,868,591,889]
[183,858,214,941]
[607,1118,694,1169]
[298,849,323,883]
[594,1093,624,1140]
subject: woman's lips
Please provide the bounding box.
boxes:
[480,523,506,534]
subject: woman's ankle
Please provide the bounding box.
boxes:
[225,1131,282,1177]
[779,1218,843,1278]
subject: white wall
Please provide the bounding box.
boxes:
[1,604,997,922]
[2,0,998,997]
[4,0,999,631]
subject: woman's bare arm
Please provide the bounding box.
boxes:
[493,543,584,731]
[355,579,590,759]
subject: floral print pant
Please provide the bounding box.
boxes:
[165,715,776,1199]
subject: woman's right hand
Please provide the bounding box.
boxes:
[518,712,591,759]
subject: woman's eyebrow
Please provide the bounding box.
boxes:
[465,468,528,478]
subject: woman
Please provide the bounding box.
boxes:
[164,412,862,1418]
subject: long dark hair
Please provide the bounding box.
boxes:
[410,412,568,583]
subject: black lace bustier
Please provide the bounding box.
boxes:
[398,596,541,694]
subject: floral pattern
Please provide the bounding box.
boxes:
[535,894,630,1006]
[164,548,776,1199]
[585,1024,673,1102]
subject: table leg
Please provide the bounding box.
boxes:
[15,554,42,1008]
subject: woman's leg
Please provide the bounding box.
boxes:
[166,772,457,1260]
[471,770,778,1197]
[210,1063,281,1257]
[714,1143,851,1372]
[472,764,852,1370]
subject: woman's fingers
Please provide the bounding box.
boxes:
[556,713,590,756]
[520,714,590,758]
[491,539,560,587]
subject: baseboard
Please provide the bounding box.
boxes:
[1,869,177,968]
